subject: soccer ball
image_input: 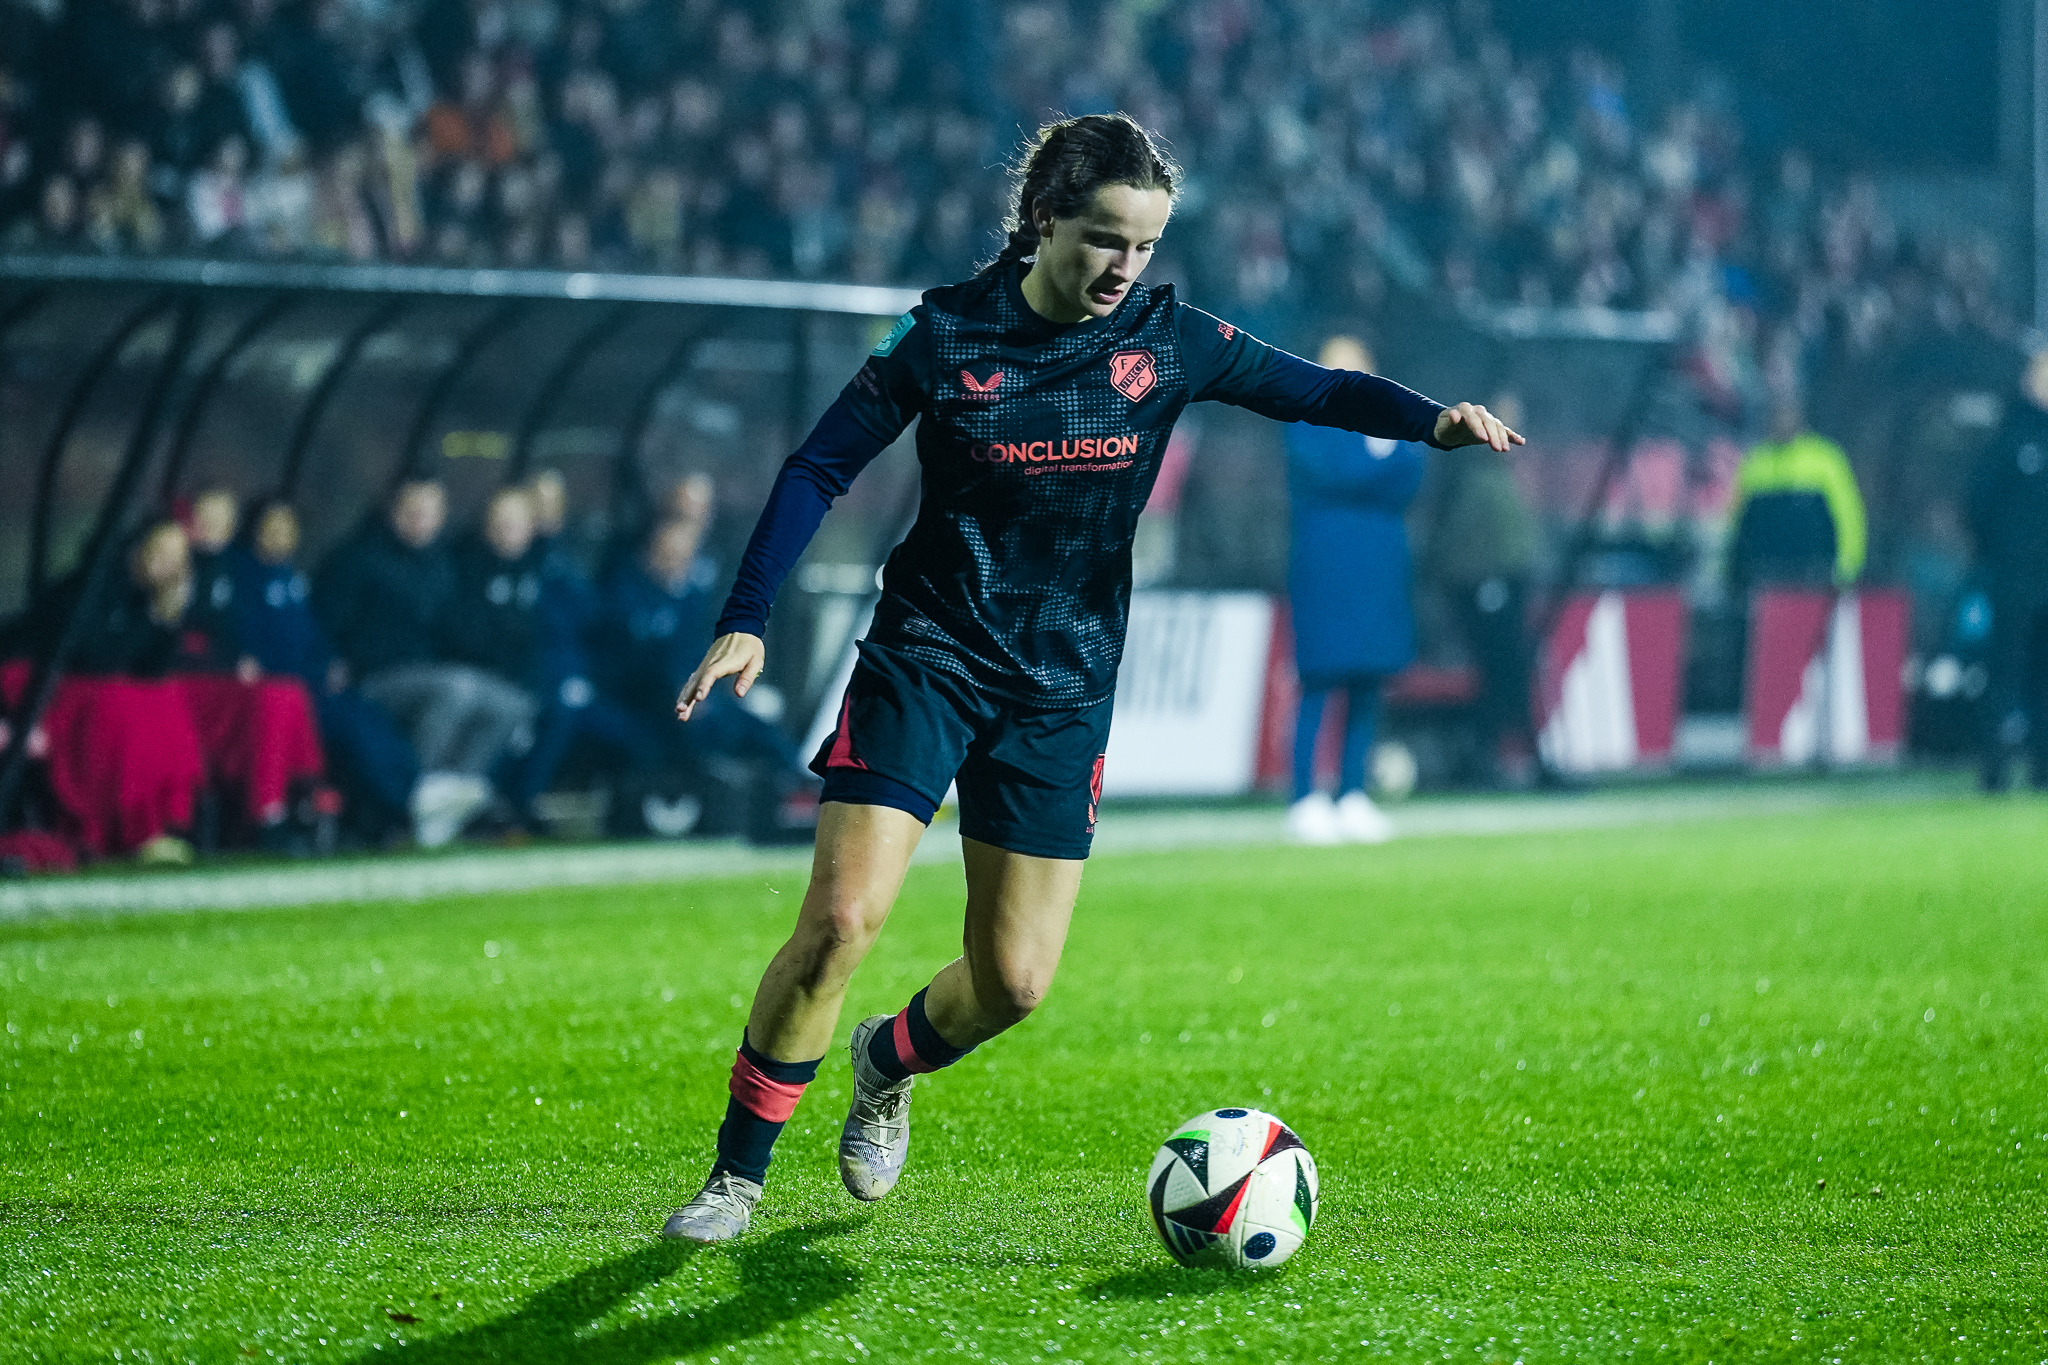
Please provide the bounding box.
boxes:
[1146,1107,1318,1269]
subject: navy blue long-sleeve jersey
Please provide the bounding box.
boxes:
[717,262,1447,707]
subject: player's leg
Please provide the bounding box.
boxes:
[838,840,1083,1199]
[745,800,927,1059]
[839,695,1107,1200]
[661,800,924,1241]
[666,645,968,1240]
[926,838,1085,1043]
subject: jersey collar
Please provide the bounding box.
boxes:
[1005,260,1111,339]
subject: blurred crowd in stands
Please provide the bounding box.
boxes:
[0,469,808,861]
[0,0,2012,361]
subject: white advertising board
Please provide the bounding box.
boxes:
[1101,592,1276,797]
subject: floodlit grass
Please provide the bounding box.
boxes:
[3,797,2046,1363]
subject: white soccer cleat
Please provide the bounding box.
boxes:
[661,1170,763,1242]
[1334,791,1395,844]
[1285,792,1341,845]
[411,772,491,849]
[839,1014,914,1201]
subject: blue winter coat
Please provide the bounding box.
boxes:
[1285,424,1425,679]
[225,545,334,685]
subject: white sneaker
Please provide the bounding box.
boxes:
[839,1014,914,1201]
[661,1170,763,1242]
[411,772,491,850]
[1334,790,1395,844]
[1285,792,1341,845]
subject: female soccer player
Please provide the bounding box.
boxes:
[662,113,1521,1241]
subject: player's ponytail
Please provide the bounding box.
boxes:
[979,113,1180,274]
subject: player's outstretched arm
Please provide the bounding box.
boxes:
[676,631,765,721]
[1433,401,1526,453]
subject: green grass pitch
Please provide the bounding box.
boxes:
[4,798,2046,1363]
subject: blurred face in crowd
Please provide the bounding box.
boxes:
[200,23,238,81]
[64,118,103,180]
[189,490,237,553]
[483,489,535,561]
[1025,184,1172,324]
[1318,336,1372,373]
[667,472,714,529]
[132,522,191,593]
[110,139,150,190]
[528,470,566,537]
[645,517,702,588]
[164,64,201,116]
[254,504,300,565]
[40,176,77,235]
[389,481,446,550]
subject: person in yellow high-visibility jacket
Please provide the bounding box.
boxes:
[1727,401,1867,588]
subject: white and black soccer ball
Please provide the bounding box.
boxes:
[1147,1107,1318,1270]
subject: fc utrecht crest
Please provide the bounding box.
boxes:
[1109,349,1157,401]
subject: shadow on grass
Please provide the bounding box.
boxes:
[1086,1263,1271,1300]
[352,1218,863,1364]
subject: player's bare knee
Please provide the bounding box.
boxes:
[791,890,883,966]
[983,971,1049,1027]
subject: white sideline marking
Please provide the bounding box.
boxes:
[0,777,1968,921]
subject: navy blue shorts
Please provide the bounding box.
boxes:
[810,642,1112,860]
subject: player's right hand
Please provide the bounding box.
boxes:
[676,632,765,721]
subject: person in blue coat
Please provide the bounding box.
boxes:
[1284,336,1425,844]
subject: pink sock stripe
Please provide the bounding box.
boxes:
[728,1053,808,1123]
[890,1009,941,1074]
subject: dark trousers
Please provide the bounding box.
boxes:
[1293,674,1383,800]
[1982,589,2048,786]
[1450,576,1534,761]
[314,688,419,823]
[512,694,661,809]
[678,692,804,773]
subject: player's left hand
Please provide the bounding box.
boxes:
[1434,402,1525,452]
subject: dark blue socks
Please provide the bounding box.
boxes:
[864,987,972,1082]
[712,1034,821,1185]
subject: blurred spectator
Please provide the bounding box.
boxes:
[420,51,518,169]
[1727,398,1866,590]
[1900,498,1972,657]
[513,471,659,823]
[57,520,240,678]
[0,0,2003,394]
[439,485,545,693]
[228,498,442,844]
[593,500,802,781]
[314,478,528,840]
[438,484,603,826]
[0,520,223,868]
[1426,391,1544,787]
[1283,336,1418,846]
[526,468,598,694]
[183,488,252,673]
[1969,349,2048,792]
[186,135,251,246]
[88,138,164,253]
[594,513,719,720]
